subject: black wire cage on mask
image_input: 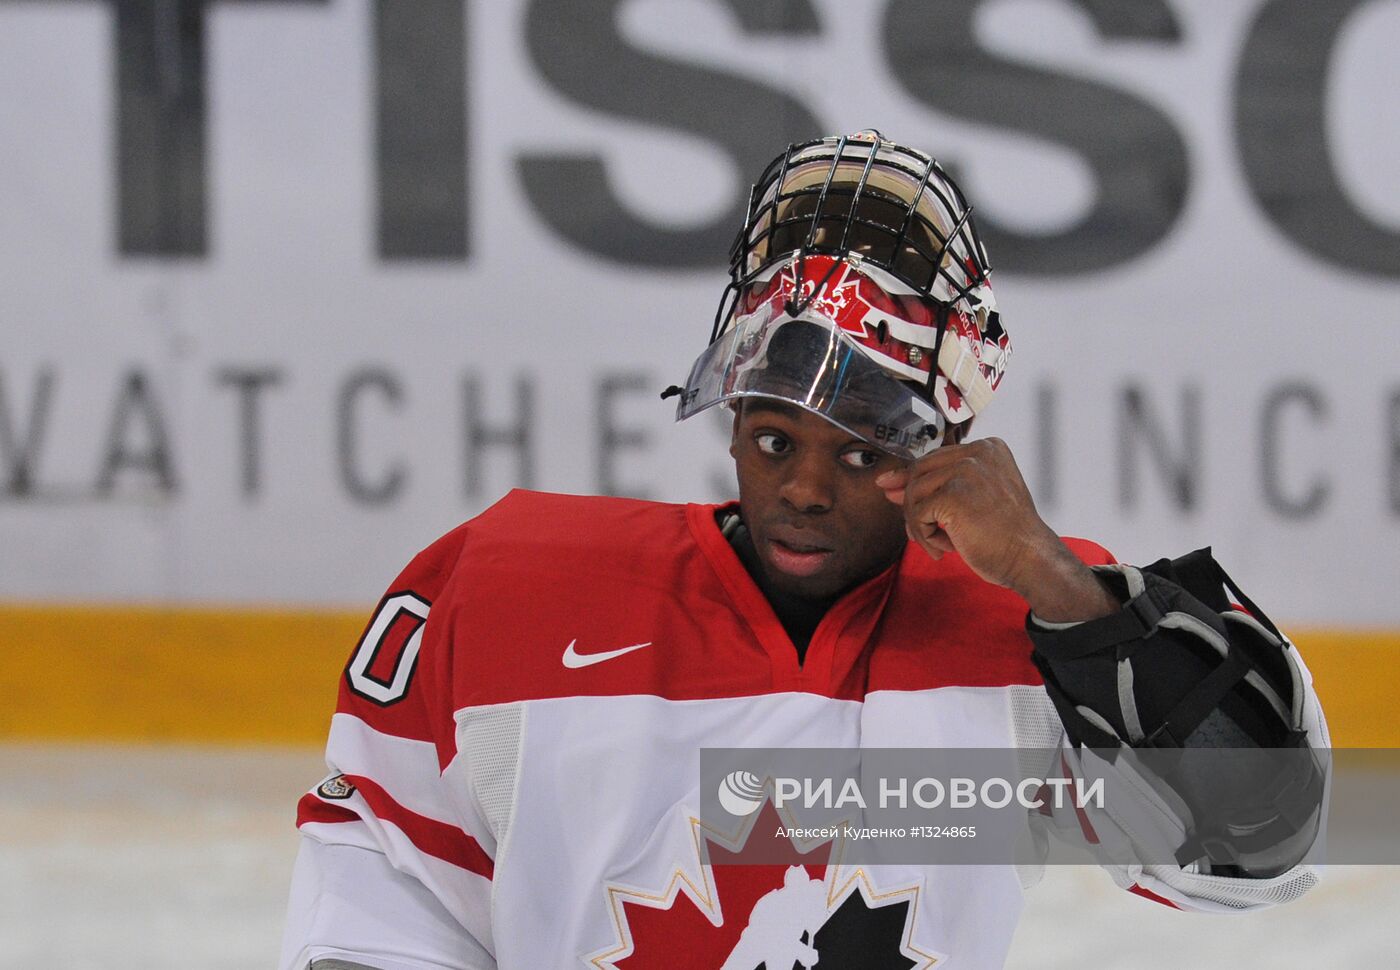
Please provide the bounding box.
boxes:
[710,131,996,348]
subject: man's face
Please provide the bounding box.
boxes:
[730,399,909,601]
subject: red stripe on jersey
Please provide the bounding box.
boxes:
[296,792,360,826]
[344,773,495,880]
[1128,883,1183,910]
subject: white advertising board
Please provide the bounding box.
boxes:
[1,0,1397,622]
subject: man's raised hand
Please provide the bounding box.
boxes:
[875,438,1119,623]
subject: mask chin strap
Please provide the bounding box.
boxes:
[709,278,741,345]
[926,302,949,401]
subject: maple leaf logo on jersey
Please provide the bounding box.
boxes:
[587,799,945,969]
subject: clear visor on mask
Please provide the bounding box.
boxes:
[675,310,946,460]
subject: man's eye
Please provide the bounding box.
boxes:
[840,449,881,469]
[755,433,790,455]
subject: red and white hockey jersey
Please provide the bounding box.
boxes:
[282,490,1324,970]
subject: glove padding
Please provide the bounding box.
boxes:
[1027,548,1326,876]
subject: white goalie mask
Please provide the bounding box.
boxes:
[671,131,1011,454]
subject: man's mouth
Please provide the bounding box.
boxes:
[765,531,835,578]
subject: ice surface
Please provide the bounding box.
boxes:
[1,744,1394,969]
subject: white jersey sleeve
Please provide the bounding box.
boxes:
[283,838,495,970]
[280,527,501,970]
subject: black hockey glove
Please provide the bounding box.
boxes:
[1027,549,1326,877]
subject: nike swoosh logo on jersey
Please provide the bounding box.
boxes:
[562,639,653,669]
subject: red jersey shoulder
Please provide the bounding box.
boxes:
[353,488,692,611]
[445,489,704,607]
[328,520,479,754]
[326,492,674,755]
[465,488,692,563]
[869,536,1115,691]
[411,491,743,707]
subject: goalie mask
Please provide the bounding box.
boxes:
[670,131,1011,458]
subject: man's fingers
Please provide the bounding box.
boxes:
[907,440,975,475]
[911,519,955,551]
[900,458,976,513]
[926,531,955,556]
[907,499,951,541]
[907,519,955,559]
[902,443,997,502]
[882,460,962,540]
[876,467,910,505]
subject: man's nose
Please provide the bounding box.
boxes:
[779,450,834,514]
